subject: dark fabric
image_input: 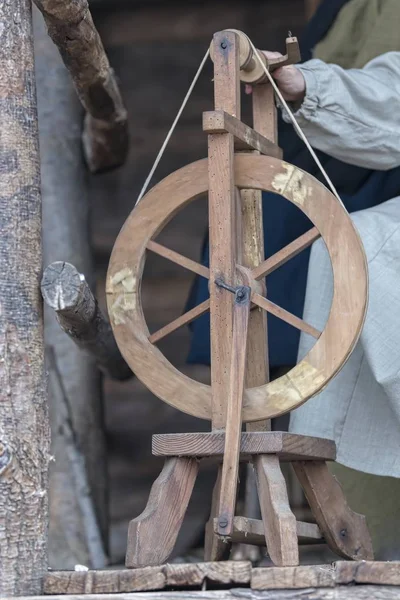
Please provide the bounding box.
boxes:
[186,0,400,367]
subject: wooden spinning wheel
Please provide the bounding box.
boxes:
[106,30,373,569]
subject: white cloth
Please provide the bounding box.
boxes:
[283,53,400,476]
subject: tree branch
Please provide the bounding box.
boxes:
[41,261,132,380]
[33,0,129,173]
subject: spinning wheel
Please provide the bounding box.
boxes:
[106,30,373,569]
[107,155,367,422]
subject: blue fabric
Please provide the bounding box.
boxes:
[186,0,400,367]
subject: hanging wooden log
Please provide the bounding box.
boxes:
[34,7,109,569]
[41,261,132,381]
[33,0,129,173]
[0,0,49,595]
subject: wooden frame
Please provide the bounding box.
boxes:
[105,29,372,571]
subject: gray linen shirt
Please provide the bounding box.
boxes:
[284,53,400,477]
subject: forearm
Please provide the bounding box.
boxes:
[281,53,400,170]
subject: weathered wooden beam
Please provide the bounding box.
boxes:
[203,110,282,157]
[33,0,129,173]
[0,0,49,595]
[41,261,132,380]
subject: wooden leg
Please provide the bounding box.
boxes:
[254,455,299,566]
[204,466,230,561]
[293,461,374,560]
[126,457,199,567]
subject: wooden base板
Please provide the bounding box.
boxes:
[43,562,400,595]
[33,0,128,173]
[45,561,251,595]
[41,261,132,380]
[152,432,336,461]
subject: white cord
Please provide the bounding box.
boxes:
[135,49,210,205]
[248,39,346,209]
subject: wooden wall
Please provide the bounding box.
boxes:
[90,0,306,564]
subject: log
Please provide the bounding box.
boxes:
[41,261,132,381]
[0,0,49,594]
[34,8,109,569]
[33,0,129,173]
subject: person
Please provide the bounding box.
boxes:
[256,49,400,560]
[186,0,400,378]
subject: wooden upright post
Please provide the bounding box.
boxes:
[0,0,49,595]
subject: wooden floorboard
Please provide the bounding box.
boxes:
[43,561,400,596]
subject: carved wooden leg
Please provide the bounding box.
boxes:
[204,466,230,561]
[254,455,299,566]
[126,457,199,567]
[293,461,374,560]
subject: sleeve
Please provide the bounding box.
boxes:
[280,52,400,170]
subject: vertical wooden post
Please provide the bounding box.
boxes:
[33,8,108,569]
[240,85,277,554]
[208,31,241,429]
[0,0,49,595]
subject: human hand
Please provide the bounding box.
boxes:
[245,51,306,104]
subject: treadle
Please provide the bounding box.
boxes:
[152,432,336,460]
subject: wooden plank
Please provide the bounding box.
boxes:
[149,299,210,344]
[252,564,335,590]
[147,240,210,279]
[15,587,400,600]
[203,110,282,158]
[217,287,251,535]
[255,455,299,566]
[335,561,400,586]
[152,432,336,460]
[223,516,322,546]
[44,568,165,594]
[208,30,240,428]
[252,292,321,339]
[252,227,321,281]
[164,561,251,587]
[293,461,374,561]
[44,562,251,595]
[125,457,199,567]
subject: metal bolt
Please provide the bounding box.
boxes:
[340,529,347,538]
[221,41,227,50]
[236,289,245,300]
[218,516,228,528]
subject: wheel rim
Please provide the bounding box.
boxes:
[106,155,367,422]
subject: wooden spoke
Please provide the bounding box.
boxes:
[252,227,321,281]
[149,299,210,344]
[252,292,321,339]
[147,240,209,279]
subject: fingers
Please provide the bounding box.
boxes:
[261,50,284,60]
